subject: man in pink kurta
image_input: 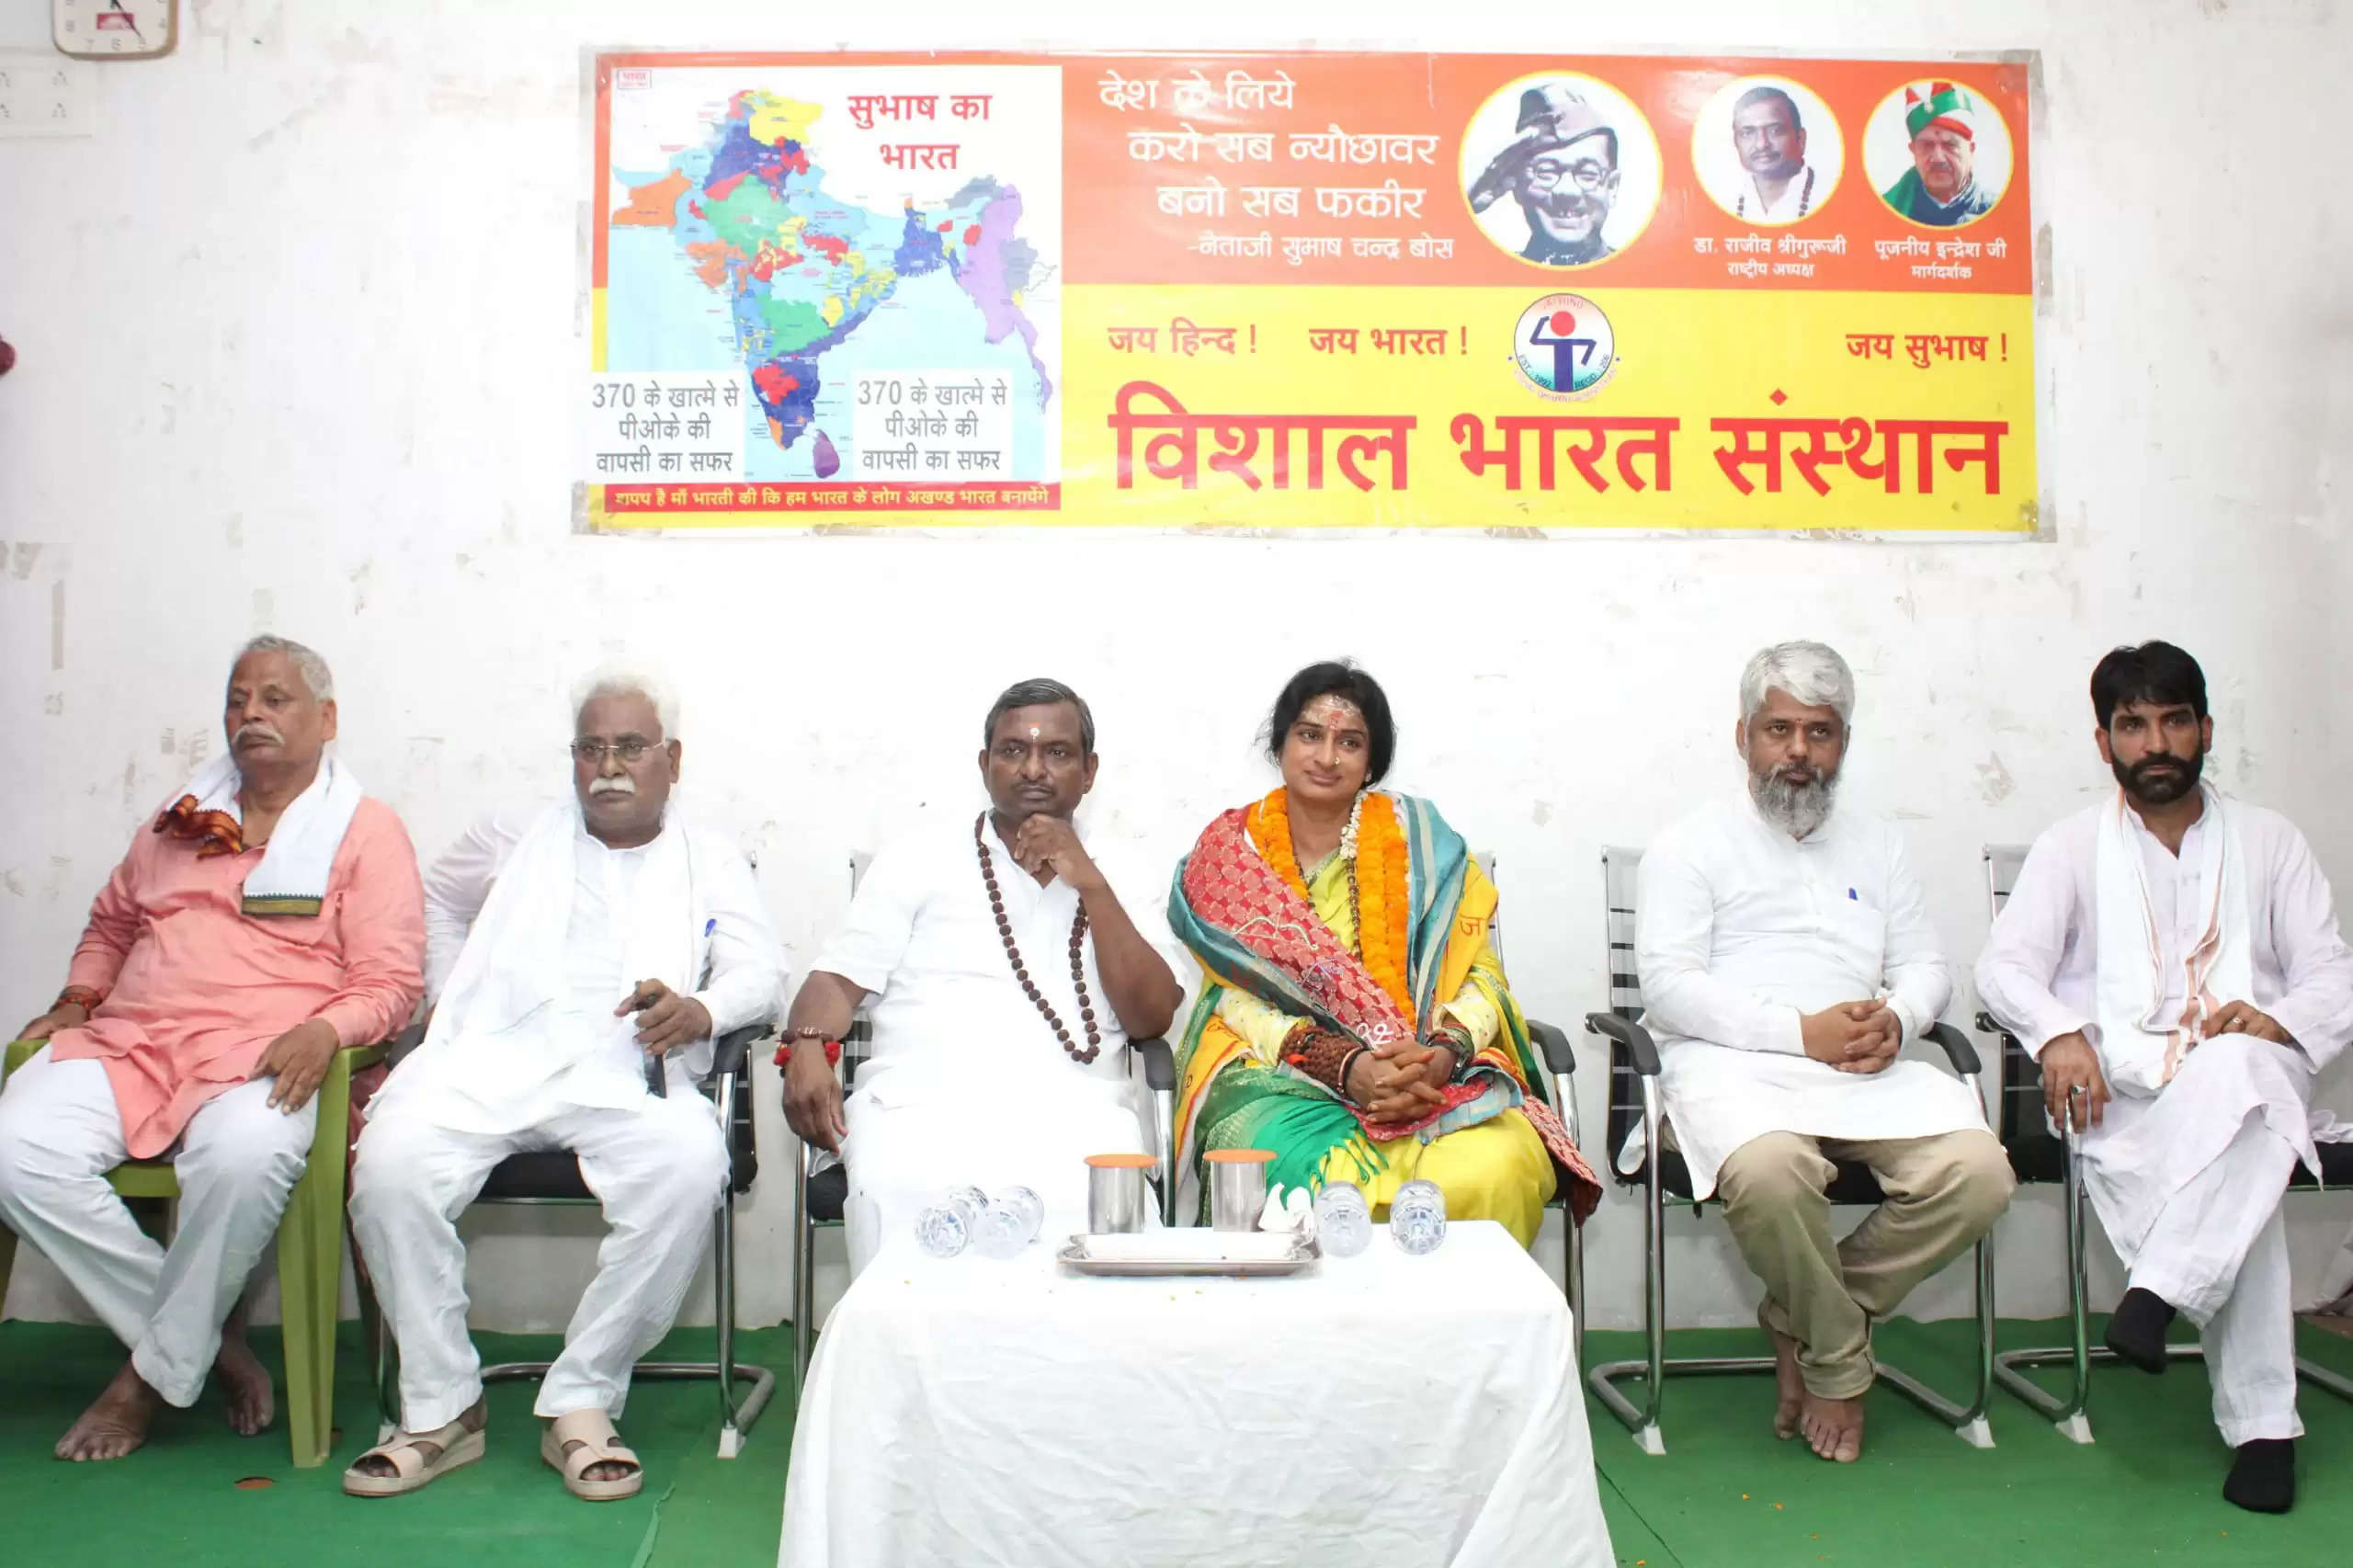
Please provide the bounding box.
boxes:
[0,637,424,1461]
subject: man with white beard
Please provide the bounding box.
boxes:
[1634,641,2012,1463]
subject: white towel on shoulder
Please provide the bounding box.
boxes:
[2093,782,2253,1097]
[166,752,365,917]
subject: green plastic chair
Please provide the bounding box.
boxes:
[0,1034,383,1468]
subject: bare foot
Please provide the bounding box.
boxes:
[56,1360,162,1461]
[1767,1325,1804,1439]
[1799,1389,1866,1462]
[214,1308,275,1437]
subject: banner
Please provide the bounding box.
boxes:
[585,51,2039,534]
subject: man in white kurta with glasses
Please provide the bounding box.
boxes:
[1637,641,2012,1465]
[1979,640,2353,1514]
[346,666,781,1503]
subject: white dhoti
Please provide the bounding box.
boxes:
[843,1068,1149,1276]
[2080,1032,2313,1445]
[352,798,780,1432]
[349,1086,728,1430]
[0,1048,315,1406]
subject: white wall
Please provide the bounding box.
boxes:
[4,0,2348,1339]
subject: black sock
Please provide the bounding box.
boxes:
[2103,1286,2177,1373]
[2223,1438,2295,1514]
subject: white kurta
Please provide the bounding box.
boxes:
[349,801,783,1429]
[1633,790,1977,1197]
[1974,795,2353,1444]
[819,816,1182,1273]
[384,800,782,1127]
[1735,161,1821,222]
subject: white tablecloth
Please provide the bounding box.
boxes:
[779,1221,1614,1568]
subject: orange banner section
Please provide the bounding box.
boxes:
[585,49,2039,533]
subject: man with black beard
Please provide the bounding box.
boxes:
[1635,641,2011,1464]
[1980,642,2353,1514]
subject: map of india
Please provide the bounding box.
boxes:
[611,88,1054,479]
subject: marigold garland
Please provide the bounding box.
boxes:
[1246,788,1310,903]
[1248,786,1415,1022]
[1352,791,1415,1020]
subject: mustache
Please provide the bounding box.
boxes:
[233,722,284,747]
[1537,190,1600,216]
[588,776,638,797]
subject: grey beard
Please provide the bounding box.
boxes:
[1750,768,1837,839]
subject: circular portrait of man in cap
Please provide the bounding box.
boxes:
[1461,73,1661,268]
[1864,78,2013,228]
[1691,75,1846,227]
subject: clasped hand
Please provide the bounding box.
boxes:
[1800,1000,1901,1074]
[1345,1039,1457,1125]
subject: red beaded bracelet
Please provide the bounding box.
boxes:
[774,1037,844,1069]
[54,985,103,1013]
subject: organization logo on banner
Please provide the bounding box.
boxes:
[1510,293,1618,400]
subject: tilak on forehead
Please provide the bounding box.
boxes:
[1302,694,1366,728]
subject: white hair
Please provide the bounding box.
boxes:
[1739,641,1856,727]
[571,664,680,738]
[233,635,334,702]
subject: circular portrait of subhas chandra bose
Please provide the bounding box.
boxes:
[1461,73,1662,268]
[1865,77,2013,229]
[1691,76,1846,226]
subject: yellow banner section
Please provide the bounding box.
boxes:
[1066,285,2037,533]
[587,285,2036,533]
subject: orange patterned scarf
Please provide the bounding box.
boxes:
[1245,788,1415,1022]
[153,794,245,858]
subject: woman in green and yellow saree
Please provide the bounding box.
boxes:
[1167,662,1598,1246]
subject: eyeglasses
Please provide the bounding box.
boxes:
[571,739,657,765]
[1527,158,1613,191]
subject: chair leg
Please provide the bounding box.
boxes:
[1587,1080,1669,1455]
[2296,1355,2353,1403]
[1993,1121,2096,1443]
[275,1053,357,1469]
[793,1142,816,1399]
[355,1238,399,1443]
[714,1191,743,1457]
[1554,1070,1582,1370]
[1564,1202,1585,1377]
[0,1219,17,1324]
[1873,1233,1996,1448]
[1154,1087,1176,1227]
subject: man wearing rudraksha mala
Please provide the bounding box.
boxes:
[780,677,1184,1273]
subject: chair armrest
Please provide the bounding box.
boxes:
[341,1040,389,1073]
[382,1019,429,1072]
[1922,1020,1983,1076]
[1131,1036,1176,1092]
[707,1023,767,1082]
[1584,1011,1661,1075]
[1526,1017,1577,1075]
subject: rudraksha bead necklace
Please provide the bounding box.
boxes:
[973,812,1102,1064]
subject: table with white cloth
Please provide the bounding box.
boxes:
[779,1220,1614,1568]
